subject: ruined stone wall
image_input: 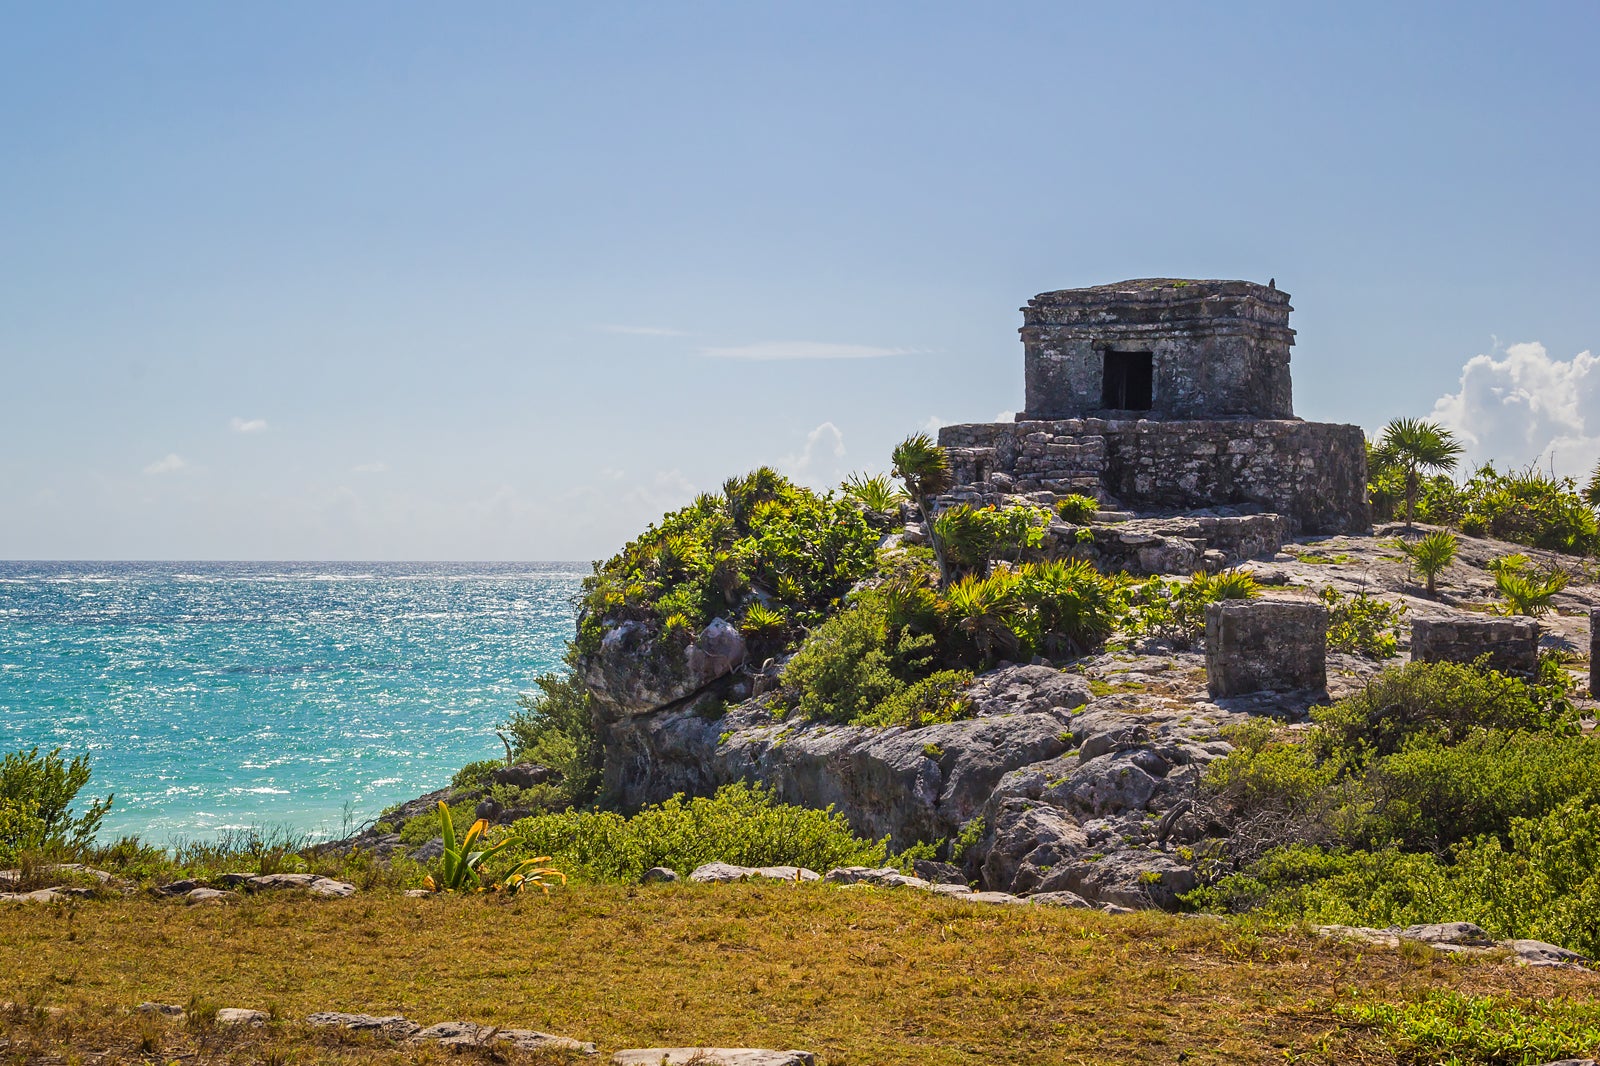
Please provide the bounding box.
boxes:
[937,418,1369,535]
[1097,420,1368,534]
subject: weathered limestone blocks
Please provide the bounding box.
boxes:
[939,418,1368,534]
[1205,600,1328,697]
[1411,617,1539,676]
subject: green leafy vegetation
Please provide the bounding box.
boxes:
[840,472,908,523]
[932,503,1049,576]
[778,557,1122,724]
[0,747,113,864]
[1373,455,1600,557]
[500,671,602,810]
[1320,587,1406,659]
[576,467,879,657]
[1487,553,1572,615]
[1123,569,1259,646]
[1337,991,1600,1066]
[1054,494,1099,524]
[498,782,892,883]
[1187,659,1600,956]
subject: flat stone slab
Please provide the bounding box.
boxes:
[307,1012,422,1037]
[186,887,236,904]
[215,1008,269,1026]
[689,863,820,884]
[137,1002,186,1018]
[411,1021,595,1054]
[611,1051,815,1066]
[1314,924,1594,970]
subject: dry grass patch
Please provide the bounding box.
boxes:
[0,885,1595,1065]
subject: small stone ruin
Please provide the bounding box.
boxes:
[1205,600,1329,698]
[1411,617,1541,676]
[936,279,1369,539]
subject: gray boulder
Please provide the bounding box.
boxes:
[641,866,680,884]
[689,863,819,884]
[306,1012,420,1037]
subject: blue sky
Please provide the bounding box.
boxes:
[4,2,1598,560]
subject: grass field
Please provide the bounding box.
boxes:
[1,882,1597,1065]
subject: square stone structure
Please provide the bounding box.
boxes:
[1206,599,1328,698]
[936,278,1370,534]
[1412,617,1540,676]
[1021,278,1294,421]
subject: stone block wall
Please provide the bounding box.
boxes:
[1206,600,1328,698]
[1411,617,1540,676]
[938,418,1369,534]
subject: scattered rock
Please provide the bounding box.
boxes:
[689,863,819,884]
[1504,939,1591,969]
[185,887,236,904]
[155,879,204,896]
[641,867,680,884]
[403,888,433,898]
[215,1008,269,1026]
[611,1050,814,1066]
[0,888,70,903]
[137,1002,186,1018]
[306,1012,421,1037]
[1315,924,1594,971]
[1026,890,1094,908]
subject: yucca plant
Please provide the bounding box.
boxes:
[1490,558,1570,616]
[423,800,513,893]
[1013,558,1120,658]
[939,570,1022,666]
[1375,418,1463,528]
[840,473,907,517]
[1402,529,1458,594]
[738,601,789,645]
[932,504,996,575]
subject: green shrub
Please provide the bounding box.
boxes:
[931,504,1049,575]
[498,782,891,883]
[839,472,906,522]
[1310,659,1575,765]
[1012,558,1122,658]
[0,747,112,863]
[855,670,975,728]
[1054,494,1099,524]
[778,591,939,724]
[451,759,504,791]
[577,468,878,656]
[502,671,601,811]
[1320,587,1406,659]
[1126,569,1257,646]
[400,798,480,847]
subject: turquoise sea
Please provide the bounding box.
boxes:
[0,562,584,840]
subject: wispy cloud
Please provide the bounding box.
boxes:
[598,325,687,337]
[142,454,188,475]
[699,341,920,361]
[351,462,389,474]
[230,417,268,433]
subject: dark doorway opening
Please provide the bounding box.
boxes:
[1102,350,1154,410]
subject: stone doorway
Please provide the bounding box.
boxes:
[1101,350,1153,411]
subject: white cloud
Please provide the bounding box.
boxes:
[229,417,268,433]
[779,422,849,489]
[698,341,919,361]
[921,415,947,435]
[598,325,687,337]
[351,462,388,474]
[1429,341,1600,478]
[995,410,1016,422]
[142,454,188,475]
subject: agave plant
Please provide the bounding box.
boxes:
[497,856,567,896]
[422,800,514,893]
[1402,529,1458,594]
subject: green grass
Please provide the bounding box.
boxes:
[0,885,1595,1064]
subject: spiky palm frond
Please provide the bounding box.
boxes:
[1379,418,1464,527]
[1402,530,1458,594]
[840,473,908,515]
[890,434,953,501]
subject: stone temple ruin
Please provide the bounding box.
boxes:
[937,279,1370,544]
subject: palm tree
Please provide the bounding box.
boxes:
[1584,459,1600,509]
[1402,529,1458,595]
[891,433,954,585]
[1376,418,1463,528]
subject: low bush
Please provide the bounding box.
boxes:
[498,781,891,883]
[501,670,602,810]
[0,747,113,864]
[1337,991,1600,1066]
[1320,587,1406,659]
[931,503,1049,576]
[1125,569,1258,646]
